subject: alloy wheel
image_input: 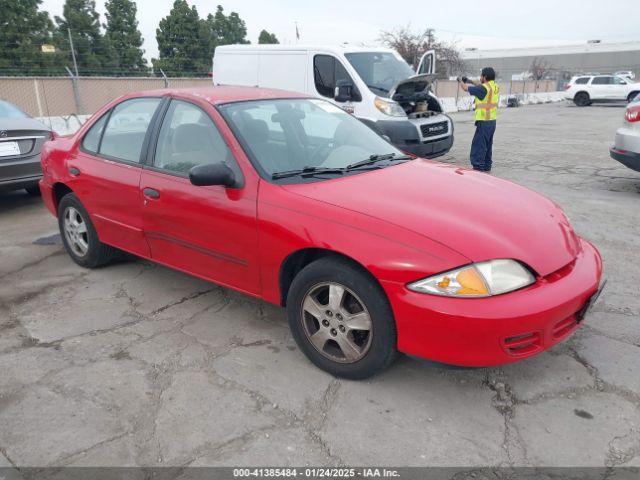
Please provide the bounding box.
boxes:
[300,282,373,363]
[63,206,89,257]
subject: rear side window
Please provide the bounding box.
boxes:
[313,55,361,101]
[592,76,611,85]
[81,113,108,153]
[574,77,589,85]
[99,98,161,163]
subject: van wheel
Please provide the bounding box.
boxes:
[286,257,398,379]
[58,193,118,268]
[628,91,639,103]
[574,92,590,106]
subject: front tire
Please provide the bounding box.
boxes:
[58,193,118,268]
[286,257,398,379]
[574,92,591,106]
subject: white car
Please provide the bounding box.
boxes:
[564,75,640,106]
[610,96,640,172]
[614,70,636,81]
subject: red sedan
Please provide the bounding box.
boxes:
[39,87,603,379]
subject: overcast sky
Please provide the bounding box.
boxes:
[41,0,640,60]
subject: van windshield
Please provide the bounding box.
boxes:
[345,52,415,98]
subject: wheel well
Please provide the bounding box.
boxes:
[53,183,73,210]
[574,91,589,98]
[279,248,373,306]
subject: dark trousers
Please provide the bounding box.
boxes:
[470,120,496,172]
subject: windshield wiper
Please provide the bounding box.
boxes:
[272,166,346,180]
[345,153,413,170]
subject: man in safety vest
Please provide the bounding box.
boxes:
[458,67,499,172]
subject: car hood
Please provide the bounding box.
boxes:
[0,117,50,132]
[282,160,580,277]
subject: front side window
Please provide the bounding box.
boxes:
[313,55,361,101]
[613,76,628,85]
[219,98,404,182]
[99,97,161,163]
[154,100,235,176]
[591,76,612,85]
[346,52,415,97]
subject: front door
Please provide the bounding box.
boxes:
[140,98,260,295]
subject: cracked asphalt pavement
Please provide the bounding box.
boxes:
[0,102,639,469]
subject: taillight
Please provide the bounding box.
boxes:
[564,83,571,90]
[625,107,640,123]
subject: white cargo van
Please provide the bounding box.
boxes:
[213,45,453,158]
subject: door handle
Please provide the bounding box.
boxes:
[69,167,80,176]
[143,187,160,199]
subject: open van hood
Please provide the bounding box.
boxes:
[389,74,437,100]
[389,74,442,116]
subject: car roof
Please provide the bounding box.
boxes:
[122,86,310,105]
[215,44,398,55]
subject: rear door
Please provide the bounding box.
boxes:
[590,76,612,99]
[72,96,163,257]
[139,97,260,294]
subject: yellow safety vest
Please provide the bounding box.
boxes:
[474,80,499,121]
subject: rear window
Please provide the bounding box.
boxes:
[574,77,590,85]
[0,100,28,119]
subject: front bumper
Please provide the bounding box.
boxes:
[373,118,454,159]
[381,238,603,366]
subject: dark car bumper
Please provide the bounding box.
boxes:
[401,135,454,158]
[610,146,640,172]
[366,118,454,159]
[0,153,43,192]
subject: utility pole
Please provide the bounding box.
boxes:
[67,28,79,77]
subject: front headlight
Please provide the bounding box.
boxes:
[407,259,536,298]
[374,97,406,117]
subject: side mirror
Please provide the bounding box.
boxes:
[189,162,236,187]
[334,82,353,103]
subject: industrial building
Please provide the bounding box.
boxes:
[461,41,640,81]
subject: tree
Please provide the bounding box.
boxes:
[530,57,552,81]
[378,25,466,77]
[205,5,250,51]
[54,0,107,75]
[104,0,147,74]
[152,0,211,76]
[258,29,279,44]
[0,0,62,75]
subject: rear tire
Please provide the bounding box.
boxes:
[628,91,639,103]
[58,193,118,268]
[286,257,398,379]
[574,92,591,107]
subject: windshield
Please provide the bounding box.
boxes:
[219,98,404,181]
[0,100,28,119]
[345,52,415,98]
